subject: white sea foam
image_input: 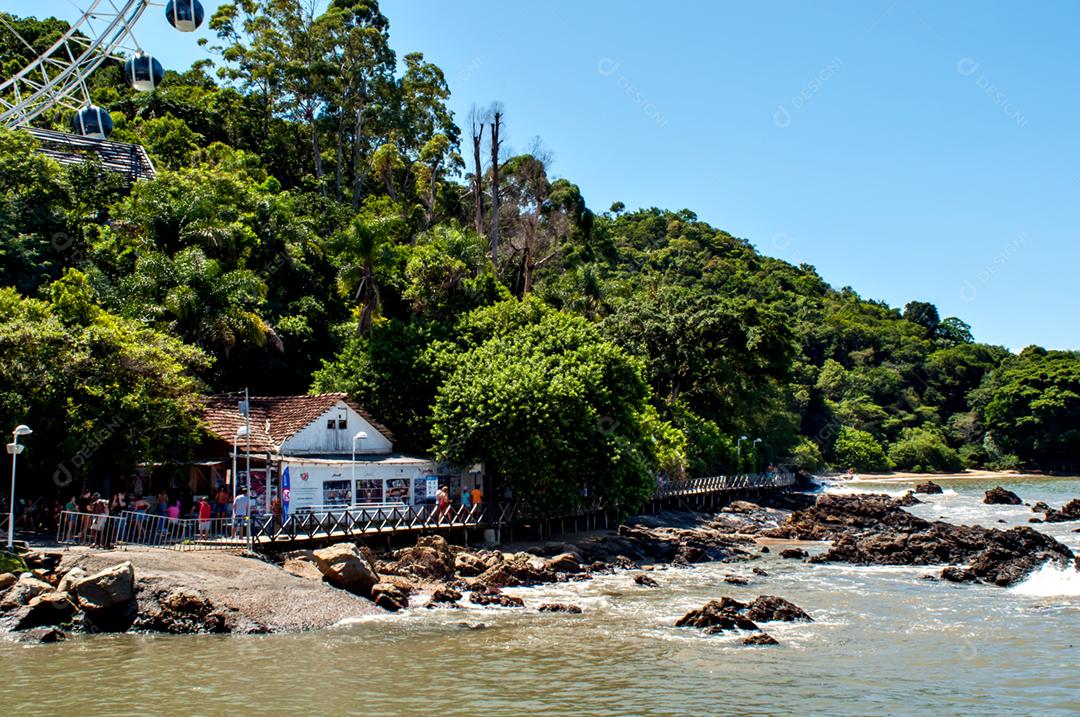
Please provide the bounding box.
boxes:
[1010,561,1080,597]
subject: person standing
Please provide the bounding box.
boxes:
[470,485,483,508]
[461,487,472,509]
[197,496,212,539]
[233,488,249,538]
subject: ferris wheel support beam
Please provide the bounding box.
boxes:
[0,1,156,129]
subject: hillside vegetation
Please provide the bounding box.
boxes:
[1,3,1077,513]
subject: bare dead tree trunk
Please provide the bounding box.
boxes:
[488,105,504,263]
[469,105,485,236]
[334,113,346,202]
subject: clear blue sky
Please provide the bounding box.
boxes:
[9,1,1079,350]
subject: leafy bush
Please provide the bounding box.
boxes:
[791,437,826,472]
[831,427,891,472]
[888,427,963,473]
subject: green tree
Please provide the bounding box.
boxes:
[832,426,891,472]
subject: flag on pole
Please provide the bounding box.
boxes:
[281,465,291,518]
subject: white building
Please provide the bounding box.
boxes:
[197,393,481,515]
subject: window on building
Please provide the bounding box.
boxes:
[337,419,347,429]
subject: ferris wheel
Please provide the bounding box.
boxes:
[0,1,205,139]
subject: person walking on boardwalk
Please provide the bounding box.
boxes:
[197,495,212,539]
[436,486,451,523]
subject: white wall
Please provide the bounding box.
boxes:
[282,458,437,511]
[281,401,394,455]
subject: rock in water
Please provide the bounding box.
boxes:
[676,598,759,632]
[1032,501,1051,513]
[18,627,66,643]
[468,589,524,608]
[634,573,660,587]
[371,583,409,612]
[545,552,583,573]
[426,586,463,606]
[382,536,456,580]
[538,603,583,613]
[983,486,1022,505]
[1,574,54,608]
[453,552,488,577]
[915,481,944,495]
[743,632,779,646]
[73,562,134,611]
[765,494,927,541]
[743,595,812,622]
[311,543,379,597]
[1043,499,1080,523]
[780,548,808,560]
[13,591,76,629]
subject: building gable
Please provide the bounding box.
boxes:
[279,400,394,455]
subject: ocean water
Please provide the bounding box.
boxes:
[2,475,1078,717]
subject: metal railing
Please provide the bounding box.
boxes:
[655,471,795,499]
[56,510,245,550]
[254,502,515,544]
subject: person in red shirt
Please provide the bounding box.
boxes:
[198,496,212,539]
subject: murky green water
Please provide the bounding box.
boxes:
[2,475,1079,716]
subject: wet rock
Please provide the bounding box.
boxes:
[1032,501,1050,513]
[371,583,409,612]
[765,494,926,541]
[742,632,779,646]
[545,552,583,573]
[634,573,659,587]
[915,481,944,495]
[73,562,134,612]
[380,575,418,596]
[135,587,228,634]
[18,627,66,643]
[1042,499,1080,523]
[752,567,769,576]
[674,545,709,565]
[538,603,583,613]
[759,546,770,554]
[311,543,379,597]
[941,566,977,583]
[468,589,524,608]
[676,599,759,632]
[13,591,76,629]
[897,491,921,507]
[723,575,749,585]
[427,586,463,605]
[780,548,808,560]
[743,595,812,622]
[983,486,1022,505]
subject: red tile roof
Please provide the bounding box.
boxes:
[198,393,394,454]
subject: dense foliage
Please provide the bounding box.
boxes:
[1,3,1077,511]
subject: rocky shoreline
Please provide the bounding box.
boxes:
[2,486,1078,643]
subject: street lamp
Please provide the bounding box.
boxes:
[753,438,764,472]
[6,425,32,549]
[232,424,248,503]
[736,435,748,472]
[351,431,368,497]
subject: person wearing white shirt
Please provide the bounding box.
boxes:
[232,488,249,537]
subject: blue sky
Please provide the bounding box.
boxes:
[8,1,1078,350]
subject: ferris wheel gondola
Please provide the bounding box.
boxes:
[0,0,205,139]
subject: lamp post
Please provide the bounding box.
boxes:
[736,435,748,473]
[6,425,32,549]
[351,431,368,502]
[232,424,248,541]
[753,438,764,472]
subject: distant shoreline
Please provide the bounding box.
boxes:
[825,470,1080,483]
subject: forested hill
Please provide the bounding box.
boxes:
[1,3,1077,512]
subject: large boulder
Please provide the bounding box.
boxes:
[427,586,463,606]
[634,573,659,587]
[282,557,324,581]
[312,543,379,597]
[914,481,944,495]
[0,572,17,592]
[73,562,135,612]
[538,603,583,613]
[984,486,1022,505]
[473,555,557,589]
[742,632,779,646]
[765,493,927,541]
